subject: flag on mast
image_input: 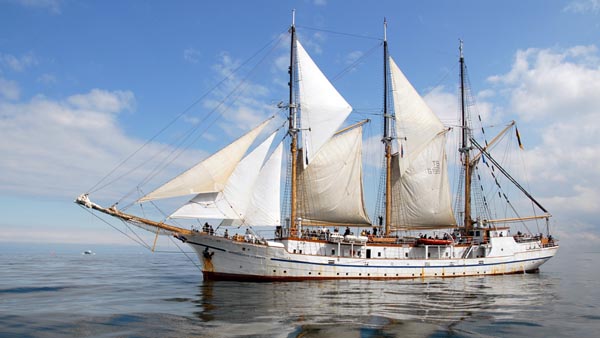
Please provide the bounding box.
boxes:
[516,127,524,150]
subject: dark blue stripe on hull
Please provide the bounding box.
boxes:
[270,255,554,269]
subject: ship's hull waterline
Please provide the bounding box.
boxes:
[182,233,558,281]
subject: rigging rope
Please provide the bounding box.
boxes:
[296,25,381,41]
[88,29,288,199]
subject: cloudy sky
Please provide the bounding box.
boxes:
[1,0,599,250]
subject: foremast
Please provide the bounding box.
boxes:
[382,19,393,236]
[288,10,299,238]
[459,40,474,233]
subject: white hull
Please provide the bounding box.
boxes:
[181,233,558,281]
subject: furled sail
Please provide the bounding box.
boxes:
[296,41,353,166]
[169,132,280,225]
[138,119,271,202]
[297,127,371,225]
[389,57,456,229]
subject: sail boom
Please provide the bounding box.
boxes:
[391,224,458,231]
[482,214,551,224]
[298,220,372,227]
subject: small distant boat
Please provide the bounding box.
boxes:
[82,250,94,255]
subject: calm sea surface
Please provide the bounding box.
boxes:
[0,245,598,337]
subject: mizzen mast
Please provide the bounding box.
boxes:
[288,10,299,238]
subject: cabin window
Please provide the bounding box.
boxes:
[331,249,335,255]
[476,231,481,236]
[405,253,408,258]
[428,252,431,258]
[293,249,296,253]
[299,250,303,254]
[378,252,381,257]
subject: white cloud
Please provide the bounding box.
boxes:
[37,73,57,85]
[345,50,364,66]
[0,77,20,100]
[67,88,135,113]
[202,51,274,135]
[564,0,600,13]
[424,85,459,126]
[485,45,600,240]
[314,0,327,6]
[488,45,600,121]
[0,88,200,202]
[183,47,201,64]
[10,0,62,14]
[0,51,38,72]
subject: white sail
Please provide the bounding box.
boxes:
[170,132,277,221]
[244,141,283,226]
[297,127,371,225]
[138,119,271,202]
[296,41,353,166]
[389,57,456,229]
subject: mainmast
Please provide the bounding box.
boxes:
[383,19,392,236]
[288,10,299,238]
[459,40,473,232]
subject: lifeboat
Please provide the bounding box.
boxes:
[417,238,453,246]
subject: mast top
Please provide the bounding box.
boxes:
[292,9,296,27]
[459,39,464,59]
[383,18,387,42]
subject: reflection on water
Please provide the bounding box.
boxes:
[192,274,559,337]
[1,250,598,337]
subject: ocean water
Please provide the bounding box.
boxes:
[1,245,598,338]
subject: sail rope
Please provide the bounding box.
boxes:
[167,236,203,271]
[115,48,287,210]
[77,204,151,250]
[87,29,288,200]
[296,25,381,41]
[331,42,382,82]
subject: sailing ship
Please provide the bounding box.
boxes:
[76,15,558,281]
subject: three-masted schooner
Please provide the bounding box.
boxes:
[76,15,558,281]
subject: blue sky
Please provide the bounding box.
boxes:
[1,0,599,250]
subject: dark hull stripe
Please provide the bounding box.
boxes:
[270,254,554,269]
